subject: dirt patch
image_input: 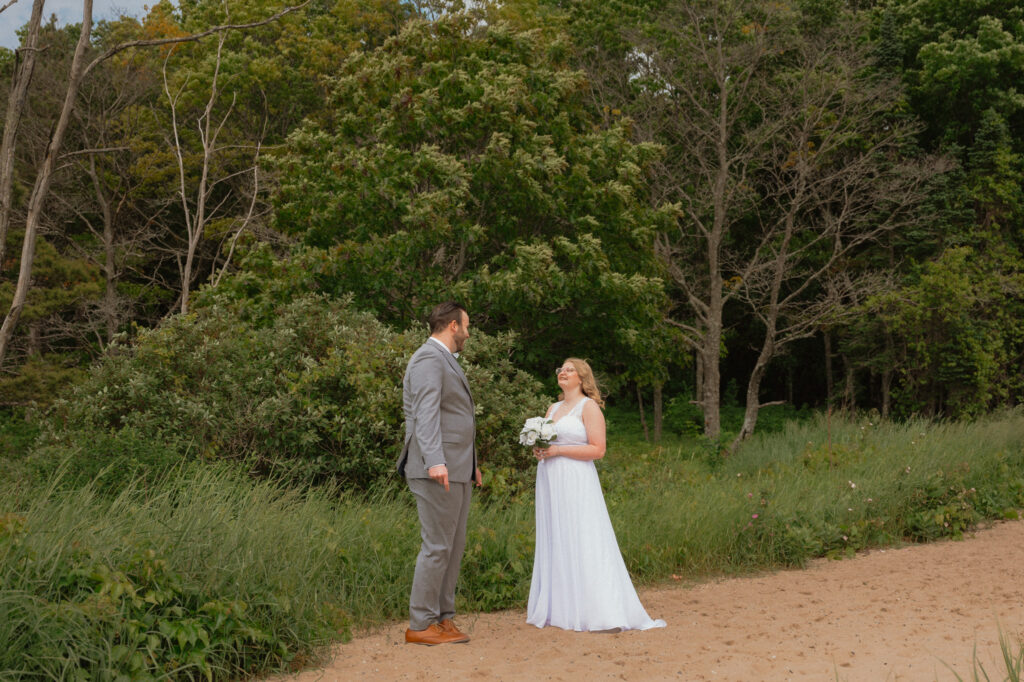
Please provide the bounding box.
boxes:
[277,519,1024,681]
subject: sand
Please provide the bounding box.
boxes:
[276,519,1024,681]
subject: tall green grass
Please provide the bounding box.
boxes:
[0,465,413,679]
[604,410,1024,579]
[1,410,1023,679]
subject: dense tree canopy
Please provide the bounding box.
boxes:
[273,11,673,377]
[0,0,1021,441]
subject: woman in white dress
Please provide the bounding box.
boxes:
[526,358,666,632]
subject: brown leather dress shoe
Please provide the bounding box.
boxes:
[405,623,465,646]
[438,619,470,643]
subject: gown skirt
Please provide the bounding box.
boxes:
[526,397,666,631]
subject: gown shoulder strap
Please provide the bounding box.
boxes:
[571,396,589,417]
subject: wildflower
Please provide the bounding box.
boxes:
[747,492,753,498]
[848,480,856,489]
[905,466,911,473]
[866,498,873,503]
[751,513,759,519]
[842,535,848,541]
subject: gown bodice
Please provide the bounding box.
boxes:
[548,398,590,447]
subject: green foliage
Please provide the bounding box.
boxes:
[663,394,811,439]
[31,293,548,491]
[0,232,104,374]
[271,10,671,377]
[715,410,1024,564]
[0,410,37,456]
[0,410,40,485]
[3,411,1024,678]
[887,0,1024,153]
[870,247,1024,418]
[0,465,358,680]
[0,354,88,409]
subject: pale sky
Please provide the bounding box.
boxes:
[1,1,175,50]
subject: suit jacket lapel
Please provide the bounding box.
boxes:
[436,344,472,401]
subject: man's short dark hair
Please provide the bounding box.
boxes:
[428,301,467,334]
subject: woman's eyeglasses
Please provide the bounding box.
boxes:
[554,367,577,376]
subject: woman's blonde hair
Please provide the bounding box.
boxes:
[559,357,606,408]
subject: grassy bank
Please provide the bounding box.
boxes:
[1,410,1023,679]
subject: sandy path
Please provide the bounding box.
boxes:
[278,519,1024,681]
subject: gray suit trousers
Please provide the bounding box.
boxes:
[407,477,473,630]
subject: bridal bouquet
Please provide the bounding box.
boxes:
[519,417,557,448]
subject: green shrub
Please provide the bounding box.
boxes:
[0,409,38,458]
[31,294,547,491]
[0,354,88,410]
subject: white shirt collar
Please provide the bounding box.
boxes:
[429,336,454,356]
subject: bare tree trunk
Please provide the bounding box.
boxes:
[0,0,45,271]
[701,72,729,440]
[700,342,722,438]
[165,31,232,315]
[652,381,663,443]
[636,384,649,441]
[84,153,118,342]
[27,321,40,355]
[695,348,703,408]
[823,330,834,408]
[842,356,855,412]
[731,333,776,451]
[881,332,893,418]
[0,1,94,369]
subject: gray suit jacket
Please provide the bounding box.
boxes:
[397,340,477,481]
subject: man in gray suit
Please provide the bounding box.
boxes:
[398,301,483,646]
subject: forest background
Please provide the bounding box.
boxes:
[1,0,1023,678]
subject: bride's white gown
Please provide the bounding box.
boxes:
[527,397,666,631]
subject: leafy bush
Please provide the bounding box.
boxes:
[0,354,88,410]
[0,409,38,457]
[30,294,547,491]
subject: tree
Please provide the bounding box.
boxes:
[0,0,44,272]
[829,2,1024,419]
[886,0,1024,154]
[627,0,937,445]
[871,247,1023,417]
[0,1,310,369]
[0,0,96,369]
[273,10,672,376]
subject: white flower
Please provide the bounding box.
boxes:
[519,416,557,448]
